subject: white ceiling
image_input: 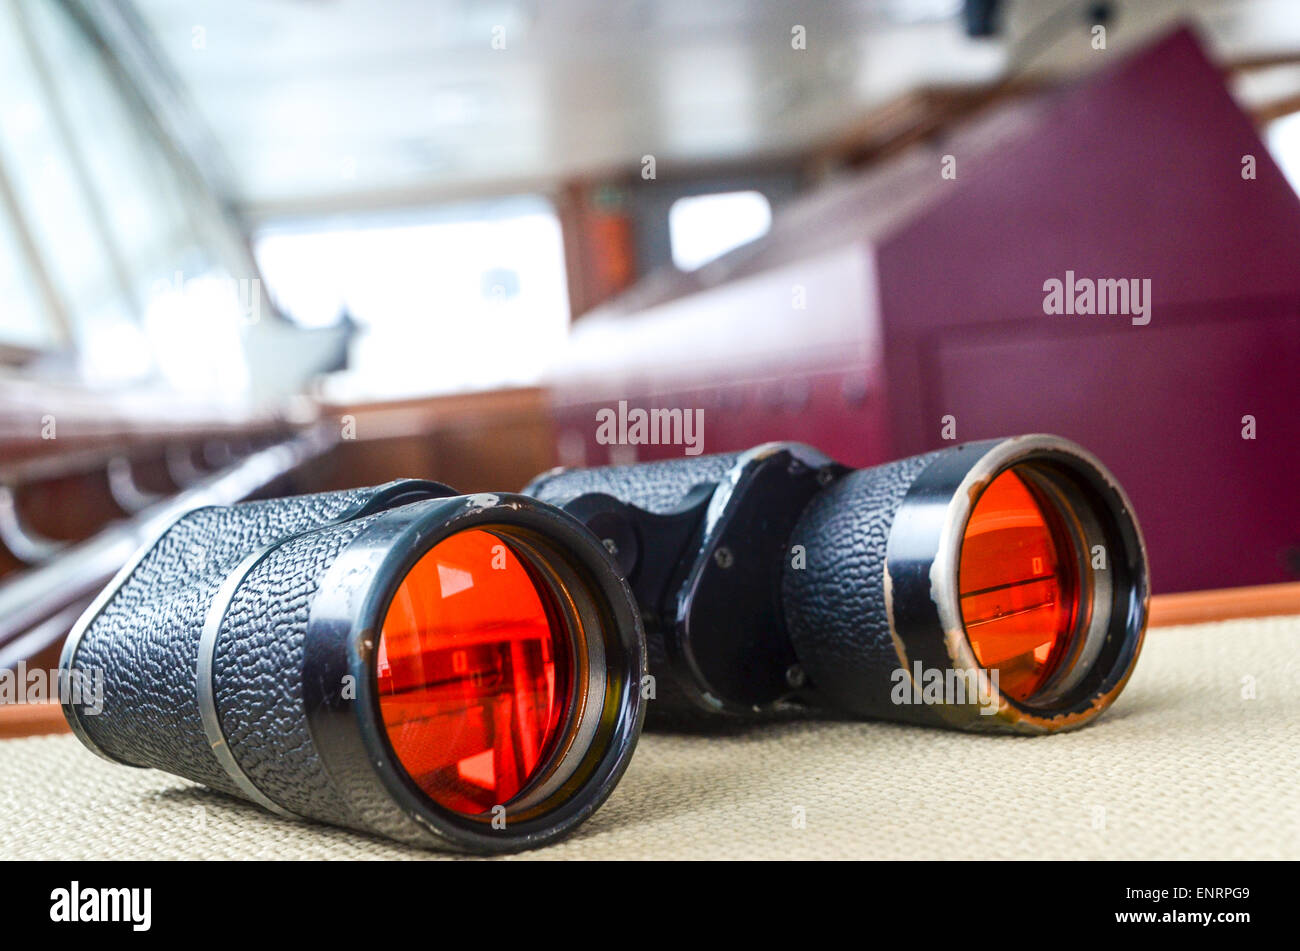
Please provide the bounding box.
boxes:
[127,0,1300,217]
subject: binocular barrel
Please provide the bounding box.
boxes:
[60,482,645,853]
[526,435,1149,733]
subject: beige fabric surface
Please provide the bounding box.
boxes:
[3,614,1298,860]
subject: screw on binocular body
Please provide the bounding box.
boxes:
[713,547,734,569]
[787,459,838,488]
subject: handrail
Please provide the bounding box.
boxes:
[0,423,288,483]
[0,444,149,486]
[165,442,206,488]
[201,439,236,470]
[0,485,67,564]
[0,440,261,562]
[0,428,335,670]
[106,455,164,514]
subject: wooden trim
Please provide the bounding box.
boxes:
[0,701,69,739]
[1148,581,1300,629]
[1225,52,1300,74]
[318,387,550,441]
[1249,91,1300,124]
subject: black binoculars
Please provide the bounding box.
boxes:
[62,435,1148,853]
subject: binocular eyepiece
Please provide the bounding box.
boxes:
[61,434,1148,852]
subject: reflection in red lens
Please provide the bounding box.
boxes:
[376,529,572,816]
[959,469,1080,703]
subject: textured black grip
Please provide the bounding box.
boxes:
[782,450,943,720]
[525,452,743,513]
[210,512,389,829]
[67,485,417,802]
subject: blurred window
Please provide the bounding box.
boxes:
[0,186,49,351]
[668,190,772,271]
[254,196,570,399]
[0,1,123,351]
[0,0,256,396]
[1267,111,1300,197]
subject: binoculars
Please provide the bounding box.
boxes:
[61,435,1149,853]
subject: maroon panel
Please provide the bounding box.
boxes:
[878,30,1300,341]
[873,27,1300,590]
[931,305,1300,590]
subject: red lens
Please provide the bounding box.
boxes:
[958,468,1081,703]
[375,529,574,816]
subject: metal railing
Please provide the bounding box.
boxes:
[0,427,334,670]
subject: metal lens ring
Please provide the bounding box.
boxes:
[910,435,1149,732]
[305,495,644,852]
